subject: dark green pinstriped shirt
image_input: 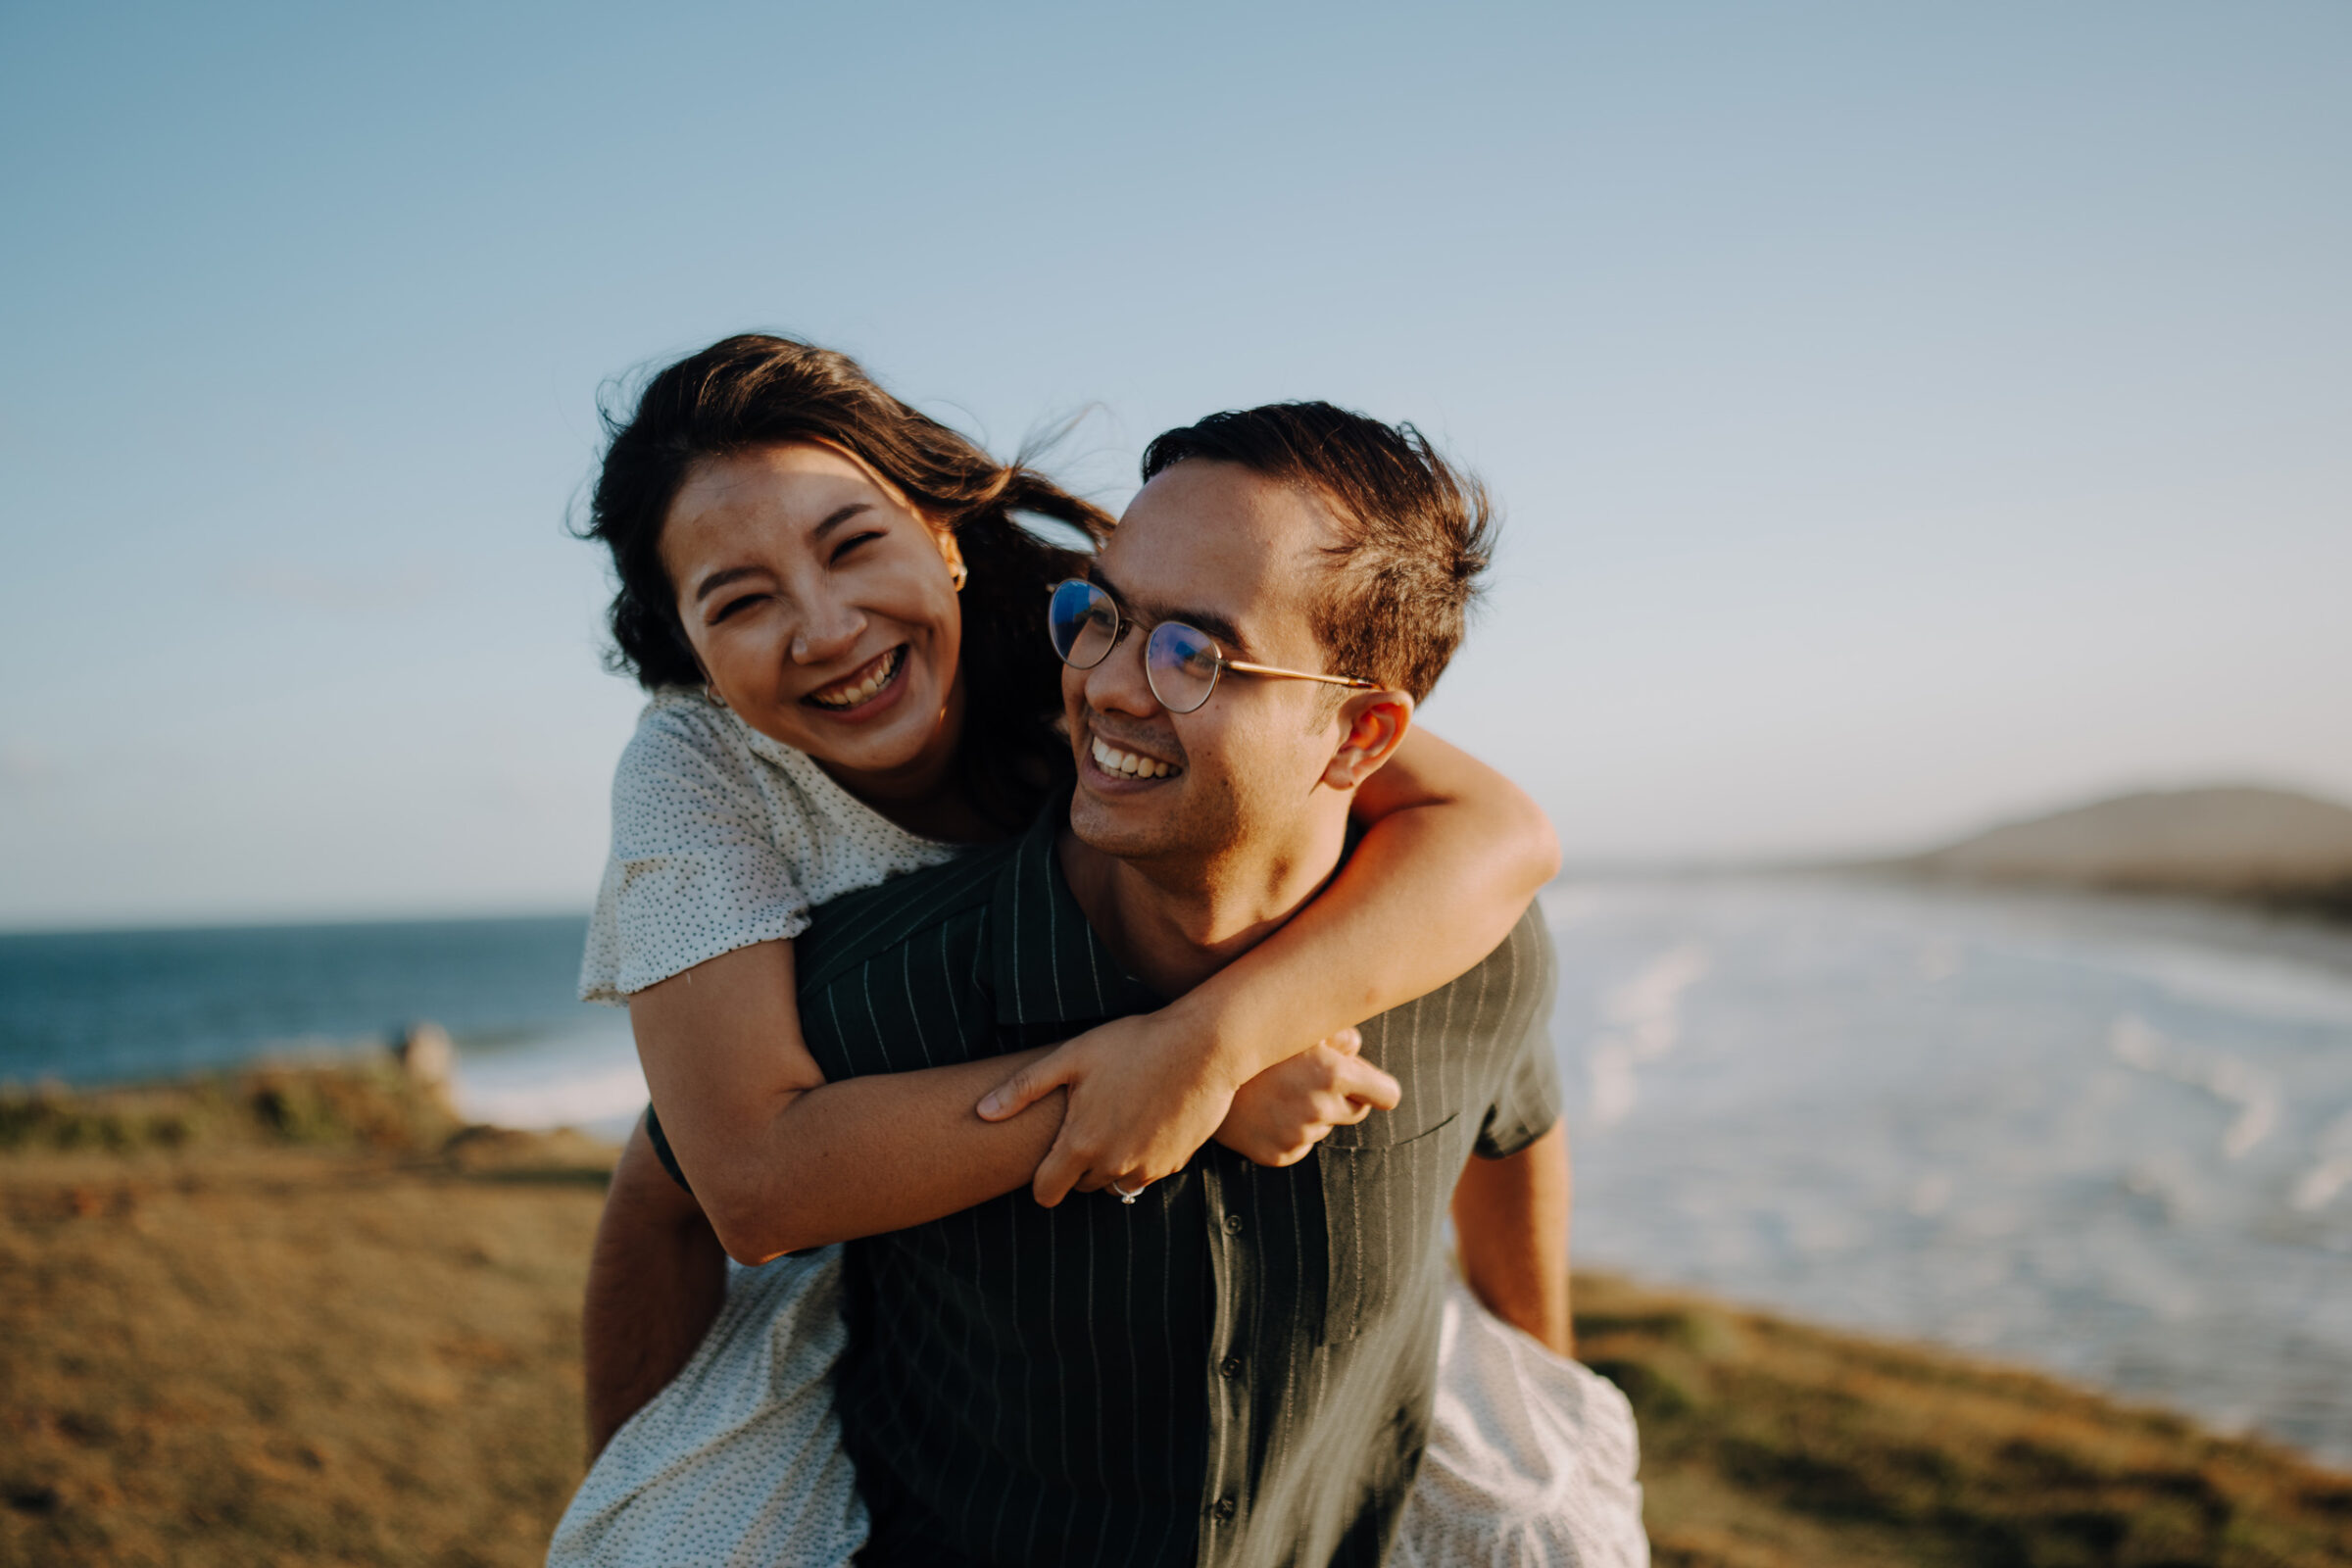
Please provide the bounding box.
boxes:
[788,800,1560,1568]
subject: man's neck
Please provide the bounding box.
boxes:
[1056,810,1351,999]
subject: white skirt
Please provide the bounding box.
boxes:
[550,1250,1646,1568]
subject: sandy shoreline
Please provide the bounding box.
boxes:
[3,1061,2347,1567]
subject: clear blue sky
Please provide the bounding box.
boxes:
[3,2,2346,929]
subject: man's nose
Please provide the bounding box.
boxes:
[790,592,867,665]
[1082,625,1162,718]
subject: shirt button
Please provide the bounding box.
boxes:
[1211,1496,1238,1523]
[1220,1356,1243,1380]
[1223,1213,1246,1235]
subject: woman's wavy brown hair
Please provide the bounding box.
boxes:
[580,333,1112,829]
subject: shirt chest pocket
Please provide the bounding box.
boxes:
[1317,1109,1461,1346]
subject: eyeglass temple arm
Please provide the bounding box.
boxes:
[1220,660,1382,692]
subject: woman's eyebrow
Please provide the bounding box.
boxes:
[809,502,875,542]
[693,565,763,604]
[691,503,876,603]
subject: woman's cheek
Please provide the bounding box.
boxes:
[929,602,962,696]
[708,625,775,701]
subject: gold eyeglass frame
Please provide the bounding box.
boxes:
[1047,578,1379,714]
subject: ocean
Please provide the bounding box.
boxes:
[0,916,648,1139]
[5,881,2350,1464]
[1547,876,2352,1468]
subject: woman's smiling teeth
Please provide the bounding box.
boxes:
[807,647,906,710]
[1091,736,1178,779]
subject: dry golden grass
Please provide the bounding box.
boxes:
[1577,1280,2352,1567]
[3,1064,2347,1566]
[0,1064,613,1568]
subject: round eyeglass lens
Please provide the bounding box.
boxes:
[1145,621,1223,713]
[1049,580,1118,668]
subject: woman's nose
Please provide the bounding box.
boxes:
[790,596,867,664]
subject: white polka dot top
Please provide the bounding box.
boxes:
[579,688,962,1004]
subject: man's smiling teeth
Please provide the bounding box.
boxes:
[1092,736,1178,779]
[808,648,904,710]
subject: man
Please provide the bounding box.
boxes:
[584,403,1582,1566]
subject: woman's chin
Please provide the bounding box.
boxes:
[790,684,951,780]
[734,702,914,771]
[817,732,934,781]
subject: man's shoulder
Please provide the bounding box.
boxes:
[796,840,1016,994]
[1333,900,1560,1152]
[1410,898,1556,1026]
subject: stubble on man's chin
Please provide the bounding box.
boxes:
[1066,784,1179,867]
[1066,777,1239,880]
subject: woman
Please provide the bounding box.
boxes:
[553,336,1640,1565]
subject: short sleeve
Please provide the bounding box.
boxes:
[579,700,814,1004]
[1472,905,1564,1160]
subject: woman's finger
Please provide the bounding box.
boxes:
[1029,1126,1098,1206]
[1307,1092,1357,1127]
[1061,1167,1144,1200]
[978,1047,1076,1121]
[1331,1056,1401,1111]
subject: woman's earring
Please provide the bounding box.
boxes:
[950,562,969,593]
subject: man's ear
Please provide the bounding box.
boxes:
[1320,689,1414,791]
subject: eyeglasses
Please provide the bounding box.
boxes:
[1046,578,1378,715]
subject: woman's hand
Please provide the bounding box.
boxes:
[977,1016,1397,1202]
[977,1008,1248,1205]
[1211,1031,1399,1167]
[633,940,1074,1260]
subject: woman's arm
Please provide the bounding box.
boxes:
[586,957,1396,1442]
[583,1115,728,1455]
[632,927,1419,1264]
[982,726,1559,1203]
[633,935,1068,1264]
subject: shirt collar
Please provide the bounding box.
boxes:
[989,794,1163,1029]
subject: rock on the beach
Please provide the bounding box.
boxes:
[396,1021,457,1092]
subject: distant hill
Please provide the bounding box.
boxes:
[1890,786,2352,913]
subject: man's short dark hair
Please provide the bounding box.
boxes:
[1140,403,1494,703]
